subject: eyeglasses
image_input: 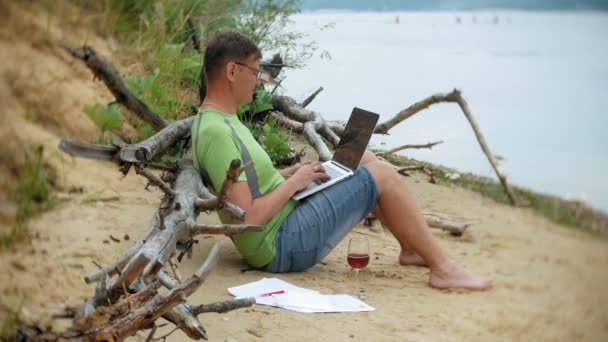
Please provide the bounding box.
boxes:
[234,61,263,80]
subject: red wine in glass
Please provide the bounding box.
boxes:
[347,253,370,269]
[347,237,369,298]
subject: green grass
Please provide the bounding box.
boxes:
[1,145,57,250]
[380,152,608,238]
[79,0,314,144]
[0,301,23,340]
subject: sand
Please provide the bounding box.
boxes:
[1,2,607,341]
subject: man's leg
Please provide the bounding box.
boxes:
[363,159,492,290]
[360,151,425,266]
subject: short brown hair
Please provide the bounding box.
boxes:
[204,31,261,80]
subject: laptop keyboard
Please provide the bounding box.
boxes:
[314,163,344,185]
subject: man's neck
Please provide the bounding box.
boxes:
[201,89,237,114]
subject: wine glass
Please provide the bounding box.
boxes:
[347,237,369,298]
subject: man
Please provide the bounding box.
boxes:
[192,31,491,290]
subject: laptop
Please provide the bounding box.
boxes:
[292,107,379,201]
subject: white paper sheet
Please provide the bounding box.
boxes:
[228,278,375,313]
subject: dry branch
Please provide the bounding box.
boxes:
[272,95,337,159]
[191,223,263,236]
[373,89,516,205]
[135,165,176,197]
[377,140,444,156]
[58,138,119,161]
[64,45,168,131]
[217,160,249,207]
[271,111,303,132]
[94,241,223,340]
[301,86,324,108]
[155,269,209,339]
[374,90,461,134]
[396,166,425,176]
[325,121,345,135]
[168,258,183,284]
[119,116,195,162]
[190,298,256,315]
[423,212,477,236]
[109,253,150,292]
[451,90,517,205]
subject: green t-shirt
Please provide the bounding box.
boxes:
[191,109,297,267]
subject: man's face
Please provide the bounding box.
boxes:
[234,56,262,106]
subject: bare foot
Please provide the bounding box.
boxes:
[399,250,427,267]
[429,260,492,291]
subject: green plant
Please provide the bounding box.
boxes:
[1,145,57,250]
[235,0,316,69]
[16,145,56,223]
[124,43,203,120]
[259,117,292,164]
[0,304,23,340]
[236,86,274,121]
[83,104,122,132]
[160,144,183,164]
[137,123,156,140]
[235,87,292,165]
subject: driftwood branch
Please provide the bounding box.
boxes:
[451,90,517,205]
[374,89,516,205]
[63,147,250,339]
[272,95,337,159]
[374,90,461,135]
[135,165,176,197]
[217,160,251,207]
[301,86,324,108]
[119,116,195,163]
[190,298,256,315]
[271,111,303,132]
[64,45,168,131]
[192,160,249,221]
[377,140,444,156]
[396,166,425,176]
[168,258,183,284]
[190,223,263,236]
[93,242,223,340]
[423,212,477,236]
[325,121,345,135]
[155,269,208,339]
[58,138,119,161]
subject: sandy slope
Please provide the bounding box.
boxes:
[1,2,607,341]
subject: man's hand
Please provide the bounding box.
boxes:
[279,161,312,179]
[288,161,329,191]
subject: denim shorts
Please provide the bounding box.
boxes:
[264,166,379,273]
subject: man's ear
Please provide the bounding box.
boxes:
[225,62,237,82]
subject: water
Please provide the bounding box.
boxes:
[280,11,608,212]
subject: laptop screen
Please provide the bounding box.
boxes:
[332,107,380,170]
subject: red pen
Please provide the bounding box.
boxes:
[260,290,285,297]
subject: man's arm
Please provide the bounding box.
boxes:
[229,162,328,225]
